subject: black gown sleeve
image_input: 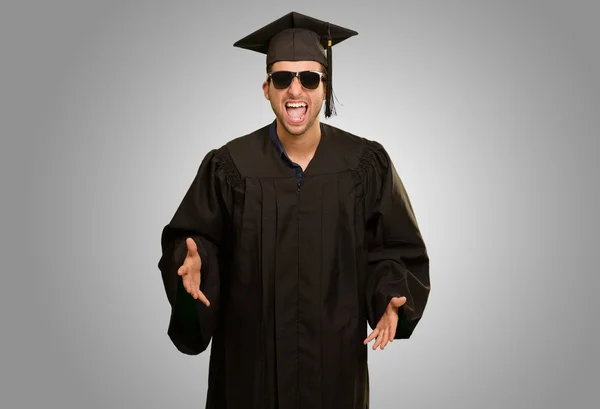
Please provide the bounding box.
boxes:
[158,147,233,355]
[361,140,430,339]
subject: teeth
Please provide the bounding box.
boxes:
[286,102,307,108]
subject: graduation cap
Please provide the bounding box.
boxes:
[233,11,358,118]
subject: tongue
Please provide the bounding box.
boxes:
[287,106,306,120]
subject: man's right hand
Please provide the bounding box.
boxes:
[177,237,210,307]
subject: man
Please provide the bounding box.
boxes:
[158,11,430,409]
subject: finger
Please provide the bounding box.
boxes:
[380,328,389,350]
[372,330,383,350]
[380,326,389,349]
[373,328,386,350]
[197,290,210,307]
[192,275,208,306]
[364,329,379,345]
[383,327,391,349]
[193,278,202,301]
[190,281,198,299]
[389,320,398,344]
[182,276,192,295]
[382,327,393,349]
[188,281,197,299]
[197,282,205,304]
[186,237,198,256]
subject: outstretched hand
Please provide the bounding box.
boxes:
[363,296,406,350]
[177,238,210,307]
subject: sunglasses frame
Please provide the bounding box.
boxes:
[267,70,327,90]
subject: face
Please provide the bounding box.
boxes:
[262,60,326,137]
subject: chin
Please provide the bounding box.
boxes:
[283,117,315,136]
[281,110,319,136]
[284,123,309,136]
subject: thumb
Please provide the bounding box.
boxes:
[390,296,407,307]
[186,237,197,256]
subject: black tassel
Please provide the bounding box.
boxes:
[325,23,336,118]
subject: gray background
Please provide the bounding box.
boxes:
[2,0,598,408]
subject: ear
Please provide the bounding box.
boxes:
[262,80,269,100]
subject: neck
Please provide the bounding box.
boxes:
[276,119,322,160]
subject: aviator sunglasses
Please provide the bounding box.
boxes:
[267,70,326,90]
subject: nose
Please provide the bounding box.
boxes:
[287,76,302,95]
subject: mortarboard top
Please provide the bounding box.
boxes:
[233,11,358,118]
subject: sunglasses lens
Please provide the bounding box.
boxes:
[270,71,323,90]
[299,72,321,89]
[270,71,293,89]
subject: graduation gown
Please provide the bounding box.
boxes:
[158,122,430,409]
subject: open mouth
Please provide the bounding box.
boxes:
[285,101,308,124]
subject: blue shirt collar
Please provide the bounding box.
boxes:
[269,119,287,159]
[268,119,324,159]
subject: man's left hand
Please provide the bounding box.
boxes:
[363,296,407,350]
